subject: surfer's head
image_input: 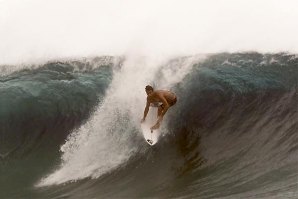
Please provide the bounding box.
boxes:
[145,85,154,95]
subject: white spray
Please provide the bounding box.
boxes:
[37,53,202,186]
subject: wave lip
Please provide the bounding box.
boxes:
[0,59,113,160]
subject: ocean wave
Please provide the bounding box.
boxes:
[1,53,298,198]
[0,60,113,160]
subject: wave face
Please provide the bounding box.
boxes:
[1,53,298,199]
[0,57,114,198]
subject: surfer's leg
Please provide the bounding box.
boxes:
[157,105,163,117]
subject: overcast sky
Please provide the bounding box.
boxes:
[1,0,298,64]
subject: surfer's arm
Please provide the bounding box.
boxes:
[142,101,150,122]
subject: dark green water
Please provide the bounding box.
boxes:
[1,53,298,199]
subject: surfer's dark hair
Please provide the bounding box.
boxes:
[145,85,153,91]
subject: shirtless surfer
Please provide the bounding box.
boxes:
[141,85,177,131]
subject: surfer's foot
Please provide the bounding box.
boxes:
[150,123,160,131]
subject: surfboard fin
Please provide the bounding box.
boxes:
[147,139,153,145]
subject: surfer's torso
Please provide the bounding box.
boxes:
[147,90,177,106]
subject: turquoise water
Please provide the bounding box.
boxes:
[1,53,298,199]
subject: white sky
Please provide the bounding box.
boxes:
[1,0,298,64]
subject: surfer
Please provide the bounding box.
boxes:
[141,85,177,131]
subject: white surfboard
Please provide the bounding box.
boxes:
[141,107,160,145]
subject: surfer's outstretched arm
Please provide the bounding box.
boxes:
[141,101,150,122]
